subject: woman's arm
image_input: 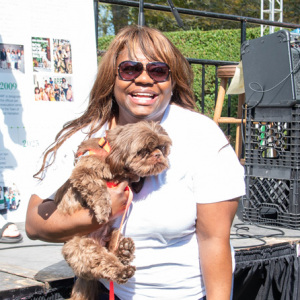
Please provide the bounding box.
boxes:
[25,181,130,243]
[196,198,239,300]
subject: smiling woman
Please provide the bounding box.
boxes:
[26,25,245,300]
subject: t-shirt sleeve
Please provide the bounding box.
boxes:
[33,140,78,200]
[192,122,245,204]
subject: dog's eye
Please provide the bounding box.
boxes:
[137,149,149,157]
[157,145,166,154]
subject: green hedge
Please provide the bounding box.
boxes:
[98,26,261,63]
[98,27,260,116]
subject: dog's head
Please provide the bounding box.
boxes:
[105,121,172,178]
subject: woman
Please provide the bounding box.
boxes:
[64,44,71,73]
[34,87,41,101]
[10,50,17,70]
[39,87,45,101]
[61,77,68,97]
[66,84,73,101]
[40,87,49,101]
[26,25,245,300]
[60,90,66,101]
[54,84,60,101]
[6,49,11,69]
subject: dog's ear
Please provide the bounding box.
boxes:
[105,126,134,175]
[105,145,129,175]
[76,138,99,156]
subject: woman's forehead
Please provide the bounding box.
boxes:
[117,44,164,63]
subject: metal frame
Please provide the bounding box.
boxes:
[98,0,299,44]
[261,0,283,36]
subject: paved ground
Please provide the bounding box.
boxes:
[0,202,300,299]
[0,222,73,300]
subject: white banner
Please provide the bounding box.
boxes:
[0,0,98,222]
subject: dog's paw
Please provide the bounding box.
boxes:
[115,265,136,284]
[116,237,135,265]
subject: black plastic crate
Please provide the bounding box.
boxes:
[245,106,300,168]
[243,167,300,228]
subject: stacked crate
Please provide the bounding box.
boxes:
[243,105,300,228]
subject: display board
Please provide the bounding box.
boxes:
[0,0,98,222]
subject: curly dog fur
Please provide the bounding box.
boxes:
[54,121,172,300]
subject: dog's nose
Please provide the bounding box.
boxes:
[152,149,162,158]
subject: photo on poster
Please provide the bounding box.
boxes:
[0,184,21,213]
[53,39,72,74]
[33,74,73,102]
[0,43,25,73]
[31,37,51,72]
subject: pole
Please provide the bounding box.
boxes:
[138,0,145,26]
[167,0,184,28]
[94,0,99,47]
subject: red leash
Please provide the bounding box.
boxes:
[76,136,133,300]
[98,137,133,300]
[109,186,133,300]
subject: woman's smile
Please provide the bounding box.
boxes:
[128,89,159,105]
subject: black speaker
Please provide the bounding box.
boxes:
[241,30,300,108]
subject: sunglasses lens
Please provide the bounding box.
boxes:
[118,61,170,82]
[118,61,143,81]
[147,62,170,82]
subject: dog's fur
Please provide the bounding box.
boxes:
[54,121,172,300]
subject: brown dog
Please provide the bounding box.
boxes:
[54,121,172,300]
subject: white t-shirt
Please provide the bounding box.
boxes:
[34,104,245,300]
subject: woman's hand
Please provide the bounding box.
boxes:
[108,181,130,218]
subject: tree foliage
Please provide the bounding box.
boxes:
[98,0,300,36]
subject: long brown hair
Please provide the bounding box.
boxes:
[34,25,196,179]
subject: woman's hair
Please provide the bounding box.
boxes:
[34,25,196,179]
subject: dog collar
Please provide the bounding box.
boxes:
[74,137,111,165]
[98,137,111,153]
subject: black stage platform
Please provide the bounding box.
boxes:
[1,202,300,300]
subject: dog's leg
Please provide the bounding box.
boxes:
[108,229,135,265]
[70,278,98,300]
[63,236,135,284]
[69,159,112,224]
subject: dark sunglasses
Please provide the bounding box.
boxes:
[118,60,171,82]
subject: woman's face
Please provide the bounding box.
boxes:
[114,46,173,125]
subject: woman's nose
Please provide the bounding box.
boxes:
[134,69,154,84]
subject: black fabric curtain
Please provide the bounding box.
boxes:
[233,242,300,300]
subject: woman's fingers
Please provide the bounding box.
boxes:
[108,181,130,218]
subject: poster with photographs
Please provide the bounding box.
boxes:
[0,0,97,222]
